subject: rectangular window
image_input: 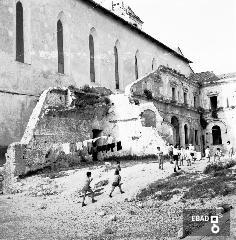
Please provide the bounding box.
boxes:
[184,92,187,104]
[194,96,197,108]
[210,96,217,110]
[195,130,198,145]
[172,88,176,101]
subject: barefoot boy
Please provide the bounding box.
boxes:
[81,172,96,207]
[109,170,124,197]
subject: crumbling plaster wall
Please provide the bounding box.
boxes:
[200,79,236,152]
[128,67,202,150]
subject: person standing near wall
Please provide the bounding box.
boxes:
[205,146,211,162]
[157,147,164,170]
[168,143,174,164]
[173,145,181,172]
[226,141,234,160]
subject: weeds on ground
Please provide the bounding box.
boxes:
[203,160,236,174]
[137,161,236,201]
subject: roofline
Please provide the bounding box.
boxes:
[80,0,192,64]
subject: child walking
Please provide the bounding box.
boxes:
[109,170,124,198]
[81,172,96,207]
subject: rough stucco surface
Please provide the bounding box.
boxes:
[129,67,201,150]
[0,0,192,161]
[200,78,236,153]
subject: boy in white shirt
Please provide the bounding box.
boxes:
[185,147,191,166]
[205,146,211,162]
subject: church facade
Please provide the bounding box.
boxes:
[0,0,235,165]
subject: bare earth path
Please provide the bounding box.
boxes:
[0,159,235,240]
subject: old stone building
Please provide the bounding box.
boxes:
[0,0,235,172]
[0,0,193,165]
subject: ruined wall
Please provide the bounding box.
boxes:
[0,0,192,155]
[129,67,202,150]
[200,76,236,153]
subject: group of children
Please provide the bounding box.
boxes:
[205,141,234,162]
[81,161,124,207]
[157,143,197,172]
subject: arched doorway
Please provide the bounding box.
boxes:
[171,116,180,145]
[184,124,188,145]
[212,125,222,145]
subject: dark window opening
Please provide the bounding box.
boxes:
[184,92,187,104]
[16,2,24,63]
[227,98,229,108]
[212,125,222,145]
[89,34,95,82]
[195,130,198,145]
[210,96,217,111]
[135,55,138,79]
[184,124,188,145]
[57,20,64,74]
[194,96,197,108]
[172,88,176,101]
[114,46,119,89]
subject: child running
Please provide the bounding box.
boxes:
[81,172,97,207]
[109,170,125,198]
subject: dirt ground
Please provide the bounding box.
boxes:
[0,159,236,240]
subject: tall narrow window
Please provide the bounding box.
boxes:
[89,34,95,82]
[184,124,188,145]
[16,2,24,63]
[114,46,119,89]
[195,130,198,145]
[184,92,187,104]
[194,96,197,108]
[57,20,64,74]
[172,88,176,101]
[135,55,138,80]
[227,98,229,108]
[152,58,157,71]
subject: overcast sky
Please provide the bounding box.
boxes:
[125,0,236,74]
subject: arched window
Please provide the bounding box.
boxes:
[114,46,119,89]
[57,20,64,74]
[89,34,95,82]
[135,54,138,80]
[171,116,180,145]
[184,124,188,145]
[212,125,222,145]
[152,58,157,70]
[16,2,24,63]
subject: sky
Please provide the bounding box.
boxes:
[124,0,236,74]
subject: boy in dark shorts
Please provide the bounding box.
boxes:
[109,170,124,197]
[81,172,97,207]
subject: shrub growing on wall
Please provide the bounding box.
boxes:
[144,89,153,100]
